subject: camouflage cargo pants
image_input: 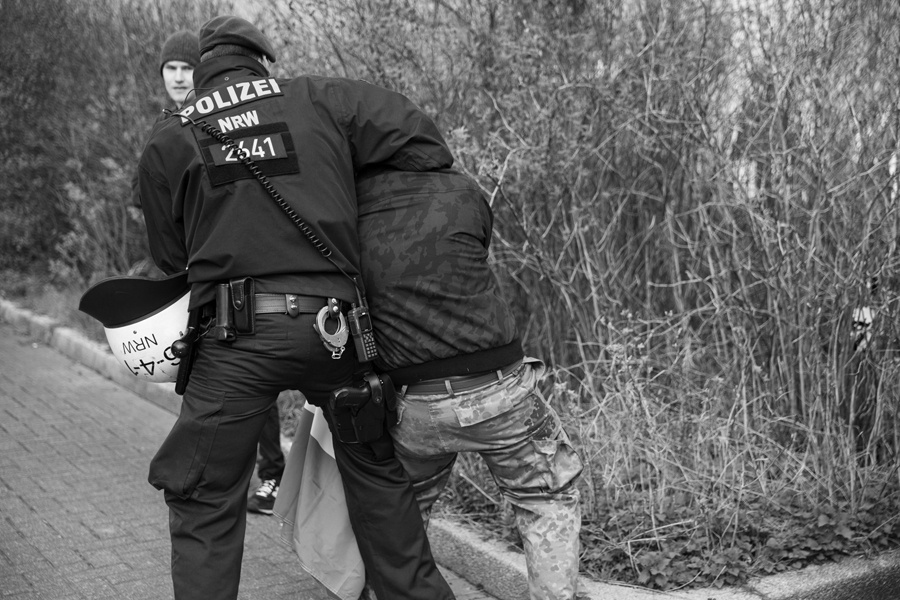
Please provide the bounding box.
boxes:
[390,357,584,600]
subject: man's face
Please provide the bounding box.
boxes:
[162,60,194,107]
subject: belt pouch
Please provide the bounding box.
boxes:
[230,277,255,334]
[213,284,235,342]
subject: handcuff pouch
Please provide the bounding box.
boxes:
[230,277,255,334]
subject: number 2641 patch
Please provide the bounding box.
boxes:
[209,134,287,165]
[196,122,300,186]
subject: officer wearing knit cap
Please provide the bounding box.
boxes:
[158,30,199,108]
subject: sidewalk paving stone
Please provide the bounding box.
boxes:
[0,316,498,600]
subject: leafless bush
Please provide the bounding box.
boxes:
[261,0,900,585]
[0,0,235,282]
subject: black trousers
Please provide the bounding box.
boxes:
[147,313,453,600]
[257,403,285,482]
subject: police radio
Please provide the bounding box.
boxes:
[348,297,378,363]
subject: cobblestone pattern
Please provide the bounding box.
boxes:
[0,319,493,600]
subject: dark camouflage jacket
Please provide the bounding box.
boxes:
[357,167,522,382]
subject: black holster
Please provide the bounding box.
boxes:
[328,371,397,444]
[173,308,201,396]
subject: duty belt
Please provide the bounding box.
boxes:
[202,293,331,317]
[254,293,332,316]
[402,359,524,396]
[254,294,350,358]
[207,284,350,360]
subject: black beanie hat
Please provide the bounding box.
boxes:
[199,15,276,63]
[158,30,200,76]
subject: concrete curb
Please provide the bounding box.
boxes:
[6,296,900,600]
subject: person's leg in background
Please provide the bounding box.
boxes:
[248,403,285,514]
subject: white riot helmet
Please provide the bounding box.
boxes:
[78,271,191,383]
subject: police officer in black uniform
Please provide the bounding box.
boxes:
[136,15,456,600]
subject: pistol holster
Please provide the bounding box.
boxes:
[328,371,396,444]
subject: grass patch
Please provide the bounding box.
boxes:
[7,273,900,592]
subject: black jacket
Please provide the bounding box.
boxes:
[137,56,453,308]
